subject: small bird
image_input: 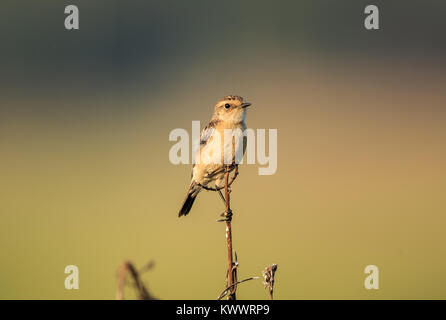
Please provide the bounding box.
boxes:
[178,95,252,217]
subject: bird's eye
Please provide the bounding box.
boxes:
[224,103,230,109]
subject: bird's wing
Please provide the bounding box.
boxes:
[191,119,219,175]
[200,119,219,146]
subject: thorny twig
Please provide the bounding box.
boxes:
[201,165,240,299]
[223,165,237,300]
[262,264,278,300]
[202,165,279,300]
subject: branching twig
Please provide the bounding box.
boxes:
[203,165,240,299]
[116,155,279,300]
[116,260,156,300]
[216,277,260,300]
[138,260,156,274]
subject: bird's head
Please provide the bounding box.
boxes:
[212,95,251,123]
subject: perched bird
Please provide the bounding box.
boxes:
[179,95,252,217]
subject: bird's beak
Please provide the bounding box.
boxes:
[241,102,252,108]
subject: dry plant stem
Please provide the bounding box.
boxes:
[262,264,278,300]
[116,261,155,300]
[224,166,237,300]
[116,263,126,300]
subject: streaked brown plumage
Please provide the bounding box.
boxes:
[179,95,251,217]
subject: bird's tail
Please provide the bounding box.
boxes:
[179,182,201,217]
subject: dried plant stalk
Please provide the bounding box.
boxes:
[116,260,156,300]
[262,264,278,300]
[224,166,237,300]
[217,276,259,300]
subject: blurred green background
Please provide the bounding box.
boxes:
[1,0,445,299]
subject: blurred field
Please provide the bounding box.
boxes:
[1,1,445,299]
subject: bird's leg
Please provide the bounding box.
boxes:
[217,189,233,221]
[225,165,235,194]
[218,189,226,205]
[216,165,234,222]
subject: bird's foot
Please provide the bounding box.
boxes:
[217,209,233,222]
